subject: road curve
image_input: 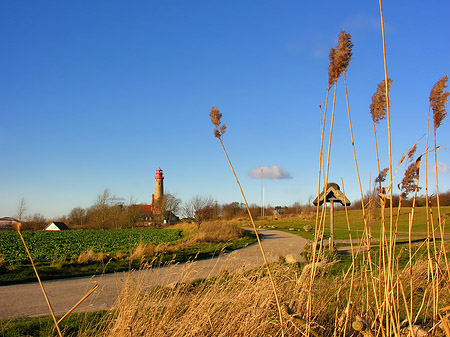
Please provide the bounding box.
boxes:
[0,228,308,320]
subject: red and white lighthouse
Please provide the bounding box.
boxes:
[154,168,164,204]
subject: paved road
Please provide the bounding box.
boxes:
[0,228,308,320]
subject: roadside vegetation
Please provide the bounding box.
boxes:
[0,223,256,285]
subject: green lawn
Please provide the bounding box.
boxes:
[232,206,450,242]
[0,311,109,337]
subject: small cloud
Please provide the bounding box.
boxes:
[433,162,450,173]
[284,41,304,53]
[342,14,381,31]
[248,166,292,180]
[342,13,395,33]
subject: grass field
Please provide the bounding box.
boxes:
[233,206,450,242]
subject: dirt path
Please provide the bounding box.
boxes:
[0,228,308,320]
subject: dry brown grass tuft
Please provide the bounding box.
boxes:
[130,242,155,261]
[194,222,243,243]
[77,248,105,264]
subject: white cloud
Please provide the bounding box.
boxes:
[248,166,292,180]
[434,162,450,173]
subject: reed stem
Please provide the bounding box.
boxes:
[217,138,285,336]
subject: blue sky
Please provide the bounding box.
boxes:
[1,1,449,219]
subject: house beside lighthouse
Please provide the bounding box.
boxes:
[132,168,178,226]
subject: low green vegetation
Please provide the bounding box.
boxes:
[0,228,181,266]
[0,225,257,285]
[0,311,109,337]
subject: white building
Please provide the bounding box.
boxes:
[44,222,69,231]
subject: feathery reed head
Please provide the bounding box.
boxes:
[370,78,392,124]
[407,144,417,161]
[335,30,353,75]
[399,159,421,198]
[328,47,336,88]
[398,146,421,198]
[328,30,353,88]
[209,106,226,139]
[375,167,389,184]
[430,75,449,130]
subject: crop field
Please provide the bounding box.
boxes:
[0,228,181,266]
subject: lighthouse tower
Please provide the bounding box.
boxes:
[153,168,164,204]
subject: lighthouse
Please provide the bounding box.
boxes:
[153,168,164,204]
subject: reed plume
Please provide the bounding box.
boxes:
[375,167,389,185]
[398,146,421,199]
[210,106,226,139]
[335,30,353,77]
[328,47,336,88]
[429,75,449,227]
[327,30,353,88]
[370,78,392,124]
[430,75,449,130]
[209,106,285,336]
[371,78,392,197]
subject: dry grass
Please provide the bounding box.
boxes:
[84,262,312,337]
[77,248,105,264]
[74,222,245,263]
[77,252,450,337]
[129,242,155,261]
[194,222,243,243]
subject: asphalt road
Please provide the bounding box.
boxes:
[0,228,308,320]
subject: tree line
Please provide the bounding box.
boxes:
[9,189,449,231]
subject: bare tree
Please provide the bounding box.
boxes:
[182,195,215,229]
[68,207,87,228]
[124,197,142,229]
[25,213,47,230]
[16,197,27,221]
[161,193,181,226]
[93,189,111,229]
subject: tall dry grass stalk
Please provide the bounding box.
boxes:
[92,262,320,337]
[378,1,398,334]
[85,250,446,337]
[370,78,392,193]
[308,30,353,334]
[0,217,63,337]
[428,75,450,319]
[209,106,285,336]
[431,76,449,243]
[0,217,103,336]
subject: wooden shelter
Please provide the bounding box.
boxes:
[313,183,350,250]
